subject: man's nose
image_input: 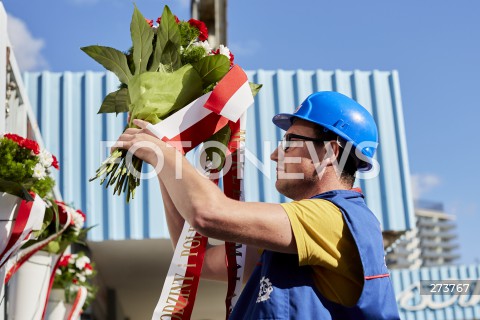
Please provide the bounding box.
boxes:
[271,144,279,162]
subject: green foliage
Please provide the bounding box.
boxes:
[204,124,232,171]
[131,5,154,75]
[97,88,130,115]
[178,21,200,47]
[192,54,230,88]
[249,82,263,97]
[152,6,182,71]
[53,251,98,309]
[80,46,133,85]
[181,46,206,65]
[0,138,55,199]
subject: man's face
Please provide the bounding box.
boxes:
[270,119,327,200]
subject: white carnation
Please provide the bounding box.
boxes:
[75,256,90,270]
[32,163,46,179]
[193,40,212,54]
[218,44,231,59]
[38,149,53,167]
[72,210,85,230]
[85,268,93,276]
[76,274,86,283]
[56,269,62,275]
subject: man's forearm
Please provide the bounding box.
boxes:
[158,179,184,248]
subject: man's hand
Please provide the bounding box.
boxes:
[112,119,170,167]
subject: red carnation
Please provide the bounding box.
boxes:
[54,201,70,225]
[85,263,93,271]
[188,19,208,41]
[59,254,71,267]
[145,18,154,27]
[4,133,24,145]
[73,278,78,284]
[22,139,40,155]
[156,15,180,25]
[4,133,40,154]
[52,155,60,170]
[76,209,86,221]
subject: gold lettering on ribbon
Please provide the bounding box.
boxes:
[161,273,195,318]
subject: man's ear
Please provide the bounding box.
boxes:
[324,140,341,161]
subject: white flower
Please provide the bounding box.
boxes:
[76,274,86,283]
[68,254,77,265]
[218,44,231,59]
[75,256,90,270]
[38,149,53,167]
[56,269,62,275]
[193,40,212,54]
[85,268,93,276]
[72,210,85,230]
[32,163,46,179]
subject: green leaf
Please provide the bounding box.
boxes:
[81,46,132,84]
[98,88,129,115]
[249,82,263,97]
[129,64,203,123]
[192,55,230,88]
[160,41,182,72]
[204,124,231,171]
[130,5,154,75]
[151,5,181,71]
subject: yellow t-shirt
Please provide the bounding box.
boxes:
[280,199,364,307]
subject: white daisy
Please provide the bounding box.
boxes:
[32,163,46,179]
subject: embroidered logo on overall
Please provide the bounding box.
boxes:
[256,276,273,303]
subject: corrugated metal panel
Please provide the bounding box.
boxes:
[391,264,480,320]
[24,69,414,241]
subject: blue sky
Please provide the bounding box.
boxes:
[3,0,479,265]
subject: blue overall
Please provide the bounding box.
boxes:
[229,190,400,319]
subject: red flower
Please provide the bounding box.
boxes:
[54,201,72,225]
[4,133,40,154]
[156,15,180,25]
[85,263,93,271]
[76,209,86,221]
[145,18,154,27]
[4,133,24,145]
[52,155,60,170]
[59,254,71,267]
[188,19,208,41]
[73,278,78,284]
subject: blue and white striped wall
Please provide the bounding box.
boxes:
[23,69,415,241]
[391,264,480,320]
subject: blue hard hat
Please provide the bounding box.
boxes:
[272,91,378,171]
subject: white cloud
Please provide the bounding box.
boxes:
[7,14,49,71]
[410,173,441,200]
[229,40,261,57]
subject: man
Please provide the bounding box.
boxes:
[115,91,400,319]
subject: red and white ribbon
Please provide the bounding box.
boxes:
[67,286,88,320]
[0,193,46,269]
[151,66,253,320]
[147,65,254,154]
[4,208,72,284]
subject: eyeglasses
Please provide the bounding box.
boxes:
[280,133,327,152]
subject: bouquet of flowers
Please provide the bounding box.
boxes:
[22,200,92,254]
[83,5,261,202]
[54,252,98,309]
[0,133,59,200]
